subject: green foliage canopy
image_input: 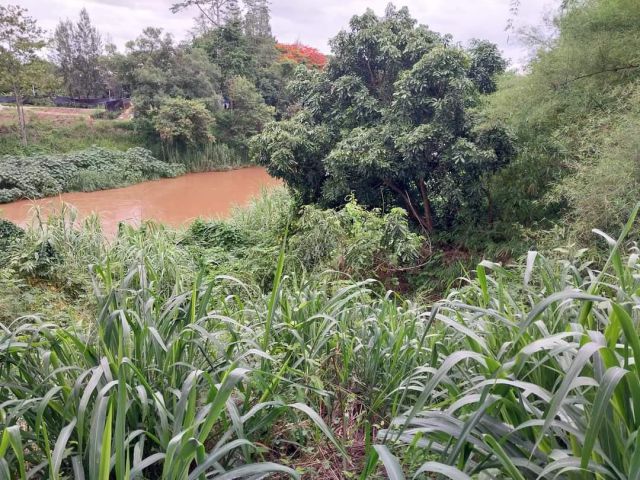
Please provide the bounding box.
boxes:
[153,98,215,147]
[217,75,275,149]
[252,5,512,232]
[484,0,640,232]
[51,8,105,98]
[118,28,222,117]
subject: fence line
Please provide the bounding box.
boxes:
[0,96,131,111]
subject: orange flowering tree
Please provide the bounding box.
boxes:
[276,42,327,69]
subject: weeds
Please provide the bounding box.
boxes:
[163,142,251,173]
[374,206,640,479]
[0,115,140,156]
[0,146,184,203]
[2,196,640,478]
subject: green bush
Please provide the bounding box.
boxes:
[289,199,426,278]
[548,82,640,237]
[90,109,121,120]
[0,146,184,202]
[180,193,426,289]
[0,218,23,266]
[483,0,640,234]
[153,97,215,147]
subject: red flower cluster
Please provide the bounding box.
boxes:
[276,43,327,69]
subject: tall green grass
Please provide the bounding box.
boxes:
[163,143,251,173]
[3,197,640,477]
[0,203,431,477]
[372,206,640,479]
[0,117,140,156]
[0,251,346,478]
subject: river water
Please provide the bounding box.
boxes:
[0,167,281,235]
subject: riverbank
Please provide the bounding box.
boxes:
[0,146,184,203]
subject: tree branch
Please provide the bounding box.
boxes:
[384,179,430,233]
[416,177,433,232]
[556,64,640,88]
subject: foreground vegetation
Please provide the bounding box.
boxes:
[2,0,640,477]
[1,195,640,478]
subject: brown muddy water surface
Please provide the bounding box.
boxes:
[0,167,281,235]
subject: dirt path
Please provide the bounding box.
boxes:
[22,106,95,118]
[0,106,98,126]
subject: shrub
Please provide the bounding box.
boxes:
[153,97,214,147]
[0,218,23,265]
[548,82,640,237]
[186,218,250,249]
[289,199,426,279]
[90,109,121,120]
[482,0,640,232]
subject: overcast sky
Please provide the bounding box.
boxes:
[18,0,555,67]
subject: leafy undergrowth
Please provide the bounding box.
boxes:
[1,198,640,478]
[0,146,183,203]
[372,207,640,479]
[0,211,429,477]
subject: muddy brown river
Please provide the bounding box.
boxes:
[0,167,281,235]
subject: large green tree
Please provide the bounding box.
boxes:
[0,5,47,146]
[216,75,275,149]
[252,5,512,232]
[196,19,254,82]
[116,28,221,117]
[51,8,105,97]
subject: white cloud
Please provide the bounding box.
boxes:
[20,0,554,65]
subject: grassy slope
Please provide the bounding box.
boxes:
[0,107,141,155]
[484,0,640,239]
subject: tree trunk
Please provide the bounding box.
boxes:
[415,177,434,232]
[13,84,27,147]
[384,179,433,233]
[487,187,494,226]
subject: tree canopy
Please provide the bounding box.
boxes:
[116,28,222,118]
[51,8,104,98]
[0,4,47,145]
[153,98,215,147]
[252,5,513,231]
